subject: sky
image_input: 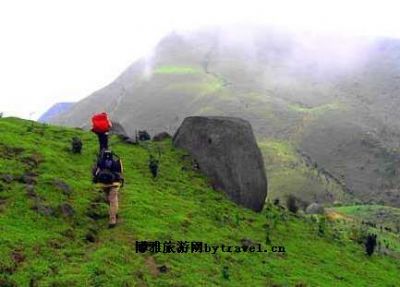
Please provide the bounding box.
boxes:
[1,0,400,120]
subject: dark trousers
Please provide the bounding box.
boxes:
[96,132,109,152]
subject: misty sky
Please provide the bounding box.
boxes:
[1,0,400,119]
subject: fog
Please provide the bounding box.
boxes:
[1,0,399,119]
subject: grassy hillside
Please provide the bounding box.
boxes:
[329,205,400,253]
[258,139,351,206]
[0,117,399,286]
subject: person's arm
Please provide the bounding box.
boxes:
[92,164,100,183]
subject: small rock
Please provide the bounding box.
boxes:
[32,202,55,216]
[11,250,25,264]
[305,203,325,215]
[19,173,37,185]
[153,132,171,142]
[85,232,97,243]
[138,130,151,141]
[0,174,14,183]
[25,185,37,198]
[158,265,168,273]
[53,180,72,196]
[58,203,75,217]
[240,238,254,248]
[21,154,43,168]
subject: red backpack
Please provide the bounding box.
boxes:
[91,113,111,133]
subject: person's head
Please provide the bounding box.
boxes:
[101,149,113,160]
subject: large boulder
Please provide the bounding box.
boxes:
[173,116,267,211]
[305,203,325,215]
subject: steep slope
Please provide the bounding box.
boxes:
[49,26,400,207]
[0,117,399,286]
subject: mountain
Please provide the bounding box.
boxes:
[38,102,75,123]
[49,25,400,207]
[0,117,399,286]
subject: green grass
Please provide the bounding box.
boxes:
[330,205,400,253]
[288,101,344,115]
[258,139,349,205]
[0,117,399,286]
[332,205,400,233]
[154,65,200,75]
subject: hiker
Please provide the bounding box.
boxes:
[92,150,124,228]
[91,112,112,152]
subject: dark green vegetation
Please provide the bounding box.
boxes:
[49,26,400,208]
[1,117,399,286]
[259,139,351,206]
[330,205,400,253]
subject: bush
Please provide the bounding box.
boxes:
[350,225,368,244]
[365,233,377,256]
[137,130,151,141]
[286,194,298,213]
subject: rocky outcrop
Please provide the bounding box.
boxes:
[173,116,268,212]
[305,203,325,214]
[153,132,172,142]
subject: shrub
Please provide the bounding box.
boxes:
[365,233,377,256]
[286,194,298,213]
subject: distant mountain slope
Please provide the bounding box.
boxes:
[38,102,75,123]
[50,25,400,207]
[0,117,399,286]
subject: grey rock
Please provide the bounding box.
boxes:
[53,180,72,196]
[25,185,37,198]
[0,174,13,183]
[305,203,325,215]
[153,132,172,142]
[240,238,255,248]
[59,203,75,217]
[19,174,37,185]
[32,202,55,216]
[173,116,268,212]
